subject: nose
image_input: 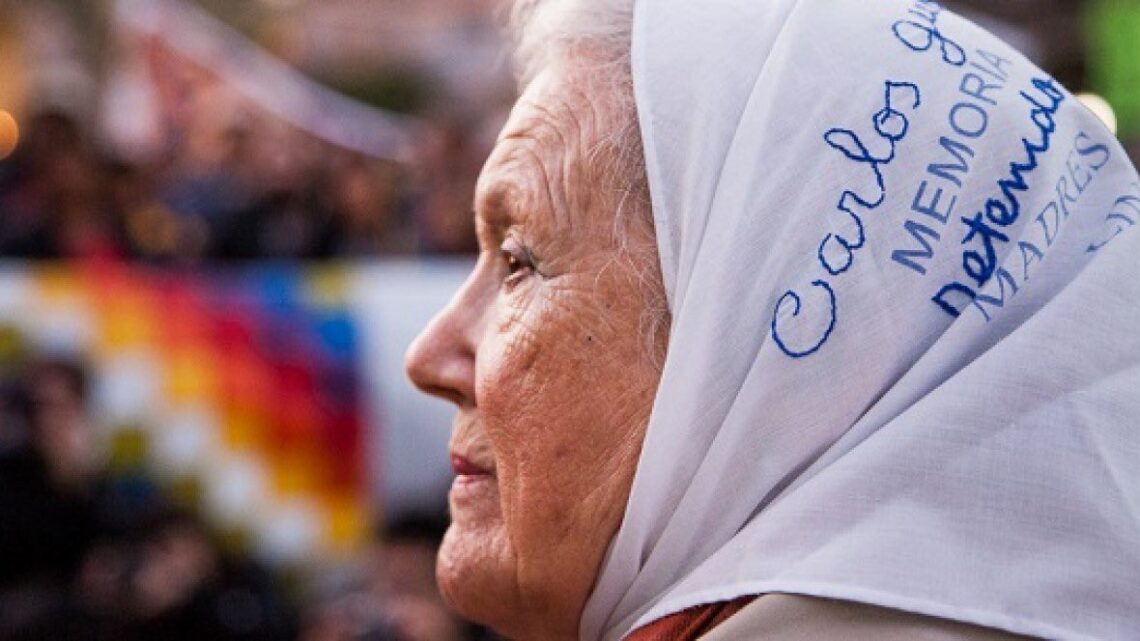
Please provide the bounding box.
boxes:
[404,267,486,407]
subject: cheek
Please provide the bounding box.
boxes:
[477,283,553,417]
[478,286,597,460]
[475,279,655,550]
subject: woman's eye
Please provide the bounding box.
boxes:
[500,239,534,285]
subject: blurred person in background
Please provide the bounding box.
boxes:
[0,111,127,260]
[107,160,195,263]
[74,508,298,641]
[415,120,483,255]
[213,121,330,260]
[158,85,255,260]
[0,358,100,593]
[320,155,416,257]
[0,356,105,639]
[0,354,299,641]
[301,514,476,641]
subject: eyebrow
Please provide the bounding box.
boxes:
[475,179,519,233]
[474,129,570,237]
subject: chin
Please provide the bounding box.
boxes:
[436,520,519,633]
[437,521,583,641]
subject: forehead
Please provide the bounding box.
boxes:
[474,66,611,233]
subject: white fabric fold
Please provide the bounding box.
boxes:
[580,1,1140,640]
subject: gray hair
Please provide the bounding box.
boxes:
[507,0,670,368]
[507,0,636,90]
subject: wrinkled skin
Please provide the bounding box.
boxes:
[405,61,665,641]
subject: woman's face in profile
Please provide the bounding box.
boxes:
[405,62,665,640]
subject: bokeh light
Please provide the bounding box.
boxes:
[1077,92,1119,135]
[0,110,18,160]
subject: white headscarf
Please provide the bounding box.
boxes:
[580,1,1140,640]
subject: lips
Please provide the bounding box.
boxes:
[448,452,498,516]
[451,453,493,477]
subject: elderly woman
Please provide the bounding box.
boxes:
[406,0,1140,639]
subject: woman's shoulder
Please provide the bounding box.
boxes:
[625,597,756,641]
[696,594,1034,641]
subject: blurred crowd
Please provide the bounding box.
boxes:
[0,341,489,641]
[0,1,510,636]
[0,106,486,262]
